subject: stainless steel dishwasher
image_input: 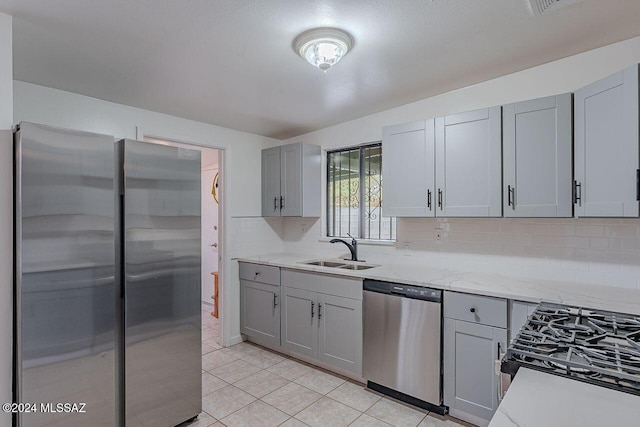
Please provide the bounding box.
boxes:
[363,279,446,414]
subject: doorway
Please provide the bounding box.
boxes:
[143,136,222,346]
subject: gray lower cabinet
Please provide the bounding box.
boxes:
[280,269,363,375]
[281,286,317,357]
[281,286,363,374]
[444,291,507,427]
[317,293,363,373]
[239,262,281,347]
[240,280,280,347]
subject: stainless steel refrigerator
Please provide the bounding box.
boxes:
[14,122,202,427]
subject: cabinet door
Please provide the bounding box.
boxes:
[382,120,435,217]
[435,107,502,217]
[503,94,572,217]
[317,294,363,374]
[575,64,639,217]
[240,280,280,346]
[444,319,507,426]
[281,142,303,216]
[262,146,282,217]
[281,286,317,357]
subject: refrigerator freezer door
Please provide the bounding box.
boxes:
[15,122,117,426]
[121,140,202,426]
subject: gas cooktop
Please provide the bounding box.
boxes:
[502,302,640,395]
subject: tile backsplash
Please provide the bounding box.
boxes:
[398,217,640,265]
[280,217,640,290]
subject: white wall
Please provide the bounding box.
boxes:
[13,81,285,349]
[0,12,12,427]
[282,35,640,291]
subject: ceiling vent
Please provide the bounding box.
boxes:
[527,0,583,16]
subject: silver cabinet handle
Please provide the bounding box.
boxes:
[311,301,315,318]
[497,341,503,402]
[209,243,218,248]
[280,196,284,210]
[470,307,476,313]
[507,185,515,210]
[273,294,278,308]
[274,196,278,211]
[574,181,582,206]
[427,189,432,210]
[318,303,322,320]
[254,271,261,277]
[438,189,443,210]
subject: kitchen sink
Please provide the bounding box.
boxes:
[304,260,348,268]
[338,264,377,270]
[300,259,379,270]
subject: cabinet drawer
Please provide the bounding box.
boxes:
[281,269,362,300]
[239,262,280,285]
[444,292,507,328]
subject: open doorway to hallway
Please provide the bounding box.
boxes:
[144,136,222,348]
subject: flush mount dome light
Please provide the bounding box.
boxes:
[293,27,353,74]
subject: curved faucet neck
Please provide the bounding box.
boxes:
[329,238,358,261]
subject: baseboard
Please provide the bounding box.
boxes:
[244,337,365,383]
[228,334,244,346]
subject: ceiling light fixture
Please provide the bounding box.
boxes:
[293,27,354,74]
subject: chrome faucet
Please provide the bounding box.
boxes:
[330,233,358,261]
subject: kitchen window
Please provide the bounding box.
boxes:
[327,143,396,241]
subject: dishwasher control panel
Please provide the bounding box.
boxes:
[364,279,441,302]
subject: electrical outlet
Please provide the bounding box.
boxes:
[434,228,443,243]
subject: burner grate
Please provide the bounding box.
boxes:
[505,302,640,395]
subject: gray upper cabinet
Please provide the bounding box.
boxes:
[503,94,573,217]
[574,64,640,217]
[261,142,321,217]
[435,107,502,217]
[382,120,436,217]
[261,146,282,217]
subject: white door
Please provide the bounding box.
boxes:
[202,167,219,303]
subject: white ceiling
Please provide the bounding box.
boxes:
[2,0,640,140]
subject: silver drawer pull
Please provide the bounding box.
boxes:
[470,307,476,313]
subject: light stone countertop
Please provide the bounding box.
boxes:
[236,253,640,315]
[488,368,640,427]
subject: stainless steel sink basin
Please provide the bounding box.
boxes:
[304,260,348,268]
[300,259,379,270]
[338,264,377,270]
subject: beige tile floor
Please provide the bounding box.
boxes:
[192,304,468,427]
